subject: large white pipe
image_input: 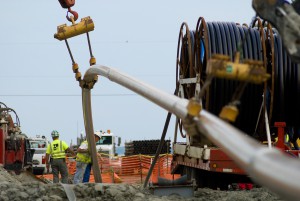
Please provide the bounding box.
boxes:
[83,65,300,201]
[196,111,300,200]
[82,88,102,183]
[83,66,189,119]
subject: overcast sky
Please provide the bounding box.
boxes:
[0,1,255,146]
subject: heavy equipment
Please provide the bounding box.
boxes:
[252,0,300,63]
[171,16,300,189]
[0,102,34,174]
[53,0,300,199]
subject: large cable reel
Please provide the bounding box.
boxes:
[175,22,195,140]
[175,16,299,143]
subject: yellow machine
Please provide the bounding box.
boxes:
[207,53,270,84]
[54,16,94,41]
[54,13,97,89]
[205,52,270,122]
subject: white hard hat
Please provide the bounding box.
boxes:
[51,130,59,137]
[94,132,101,139]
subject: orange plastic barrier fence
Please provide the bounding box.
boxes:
[38,154,180,184]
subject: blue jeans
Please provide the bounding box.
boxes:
[83,163,92,182]
[73,161,88,184]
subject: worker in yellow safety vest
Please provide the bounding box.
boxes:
[73,132,101,184]
[45,130,75,183]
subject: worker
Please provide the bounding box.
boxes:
[73,132,101,184]
[83,130,104,183]
[45,130,75,183]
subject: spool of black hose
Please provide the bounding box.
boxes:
[177,18,300,137]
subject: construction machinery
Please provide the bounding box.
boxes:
[52,0,300,199]
[252,0,300,63]
[0,102,34,174]
[171,17,300,189]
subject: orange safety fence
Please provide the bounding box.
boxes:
[37,154,181,184]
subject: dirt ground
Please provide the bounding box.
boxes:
[0,166,284,201]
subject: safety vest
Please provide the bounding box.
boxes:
[76,140,92,163]
[285,134,289,143]
[49,140,66,159]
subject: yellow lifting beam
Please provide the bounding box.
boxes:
[54,15,97,89]
[206,52,270,122]
[54,17,95,41]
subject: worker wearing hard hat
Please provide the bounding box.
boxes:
[73,132,101,184]
[45,130,75,183]
[83,132,103,183]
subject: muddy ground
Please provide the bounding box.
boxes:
[0,167,284,201]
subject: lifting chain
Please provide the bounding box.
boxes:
[55,0,98,89]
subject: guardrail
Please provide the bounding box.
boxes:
[82,65,300,201]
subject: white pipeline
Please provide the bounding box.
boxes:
[82,88,102,183]
[83,65,300,201]
[83,66,189,118]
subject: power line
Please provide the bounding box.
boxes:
[0,40,176,45]
[0,94,137,97]
[0,74,173,78]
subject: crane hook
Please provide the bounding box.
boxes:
[66,8,79,22]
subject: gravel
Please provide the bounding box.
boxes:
[0,166,284,201]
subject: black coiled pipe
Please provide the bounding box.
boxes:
[177,17,299,138]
